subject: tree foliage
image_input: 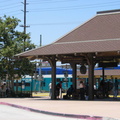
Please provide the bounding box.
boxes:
[0,15,36,90]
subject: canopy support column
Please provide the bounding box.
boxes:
[48,56,56,100]
[71,63,77,90]
[86,54,95,100]
[102,67,105,81]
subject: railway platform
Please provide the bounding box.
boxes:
[0,94,120,120]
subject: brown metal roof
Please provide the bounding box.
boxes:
[56,13,120,43]
[18,39,120,56]
[16,10,120,57]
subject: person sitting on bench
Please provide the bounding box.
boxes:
[66,85,74,98]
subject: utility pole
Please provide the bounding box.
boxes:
[40,35,42,47]
[24,0,27,37]
[21,0,29,51]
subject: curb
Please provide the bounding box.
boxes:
[0,102,117,120]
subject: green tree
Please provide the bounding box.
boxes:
[0,15,36,93]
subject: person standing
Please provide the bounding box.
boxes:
[113,78,119,99]
[49,82,52,98]
[99,79,105,98]
[56,81,62,99]
[85,82,89,100]
[79,81,85,100]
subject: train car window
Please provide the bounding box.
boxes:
[25,83,30,86]
[62,78,64,82]
[66,82,68,87]
[47,71,52,74]
[14,83,22,86]
[41,71,47,75]
[70,78,72,82]
[43,81,45,86]
[41,81,45,87]
[14,83,30,86]
[56,78,61,82]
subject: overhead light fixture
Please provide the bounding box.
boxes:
[80,65,87,74]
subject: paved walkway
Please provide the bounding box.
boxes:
[0,96,120,120]
[0,104,85,120]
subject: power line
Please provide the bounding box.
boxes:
[0,2,21,8]
[0,1,22,16]
[28,0,120,5]
[11,12,23,16]
[0,0,15,4]
[28,0,78,4]
[28,21,82,26]
[27,0,120,12]
[0,10,21,14]
[0,5,22,11]
[28,3,120,12]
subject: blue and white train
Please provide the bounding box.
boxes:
[14,67,73,92]
[14,66,120,92]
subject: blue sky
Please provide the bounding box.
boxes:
[0,0,120,47]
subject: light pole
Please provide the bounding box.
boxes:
[38,34,43,93]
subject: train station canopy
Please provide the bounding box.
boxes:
[16,9,120,64]
[15,9,120,100]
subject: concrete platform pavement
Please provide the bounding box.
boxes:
[0,96,120,120]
